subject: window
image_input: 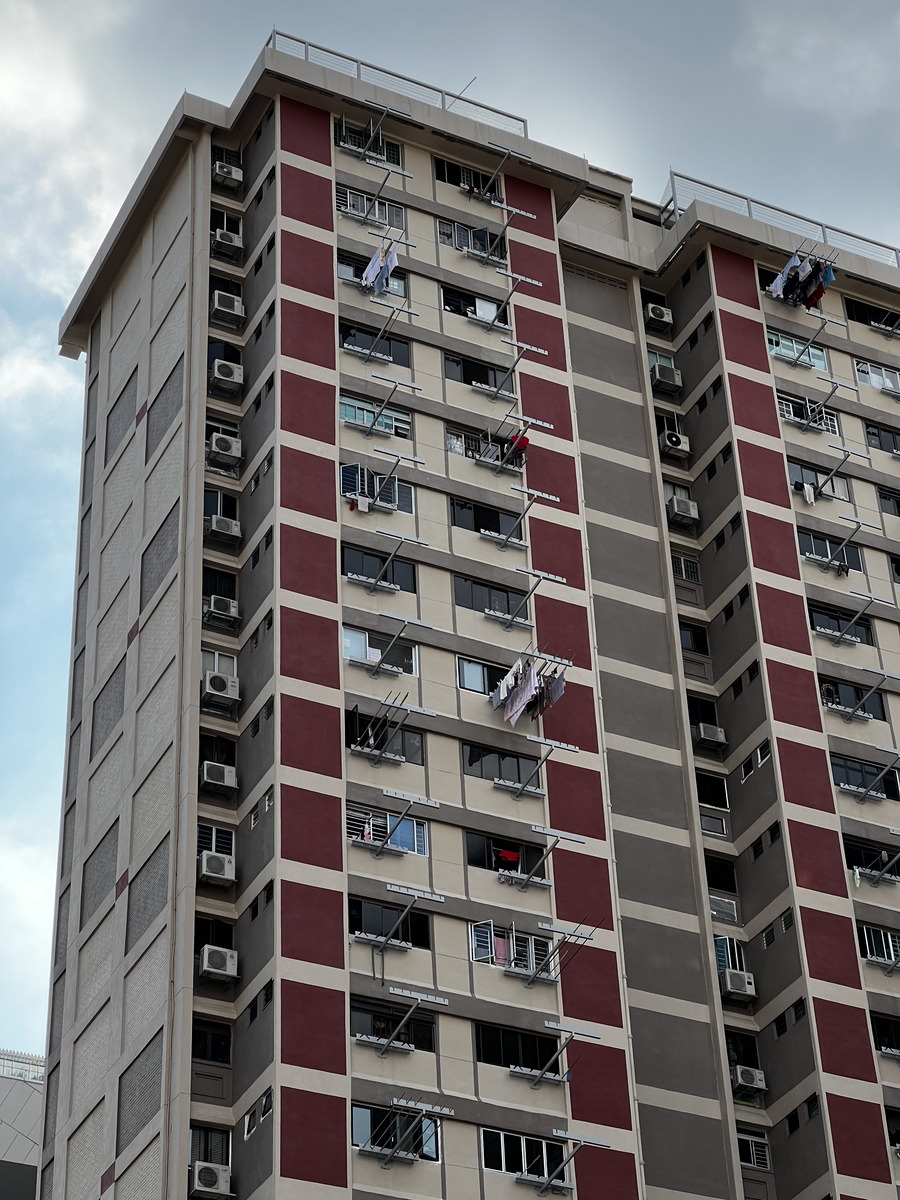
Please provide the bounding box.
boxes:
[687,695,718,727]
[199,734,236,768]
[879,487,900,518]
[741,757,754,782]
[730,511,741,532]
[747,659,759,681]
[806,1094,820,1120]
[339,394,411,438]
[798,530,861,572]
[197,824,234,856]
[446,425,526,469]
[787,460,850,501]
[341,545,416,593]
[856,357,900,393]
[192,1020,231,1064]
[714,936,745,972]
[194,915,233,952]
[858,923,900,964]
[348,896,431,949]
[261,1089,272,1119]
[454,574,527,619]
[786,1109,800,1136]
[475,1022,557,1070]
[697,773,728,810]
[339,322,410,367]
[201,649,236,677]
[442,285,508,326]
[777,393,839,435]
[434,155,500,197]
[335,116,401,164]
[337,249,407,297]
[458,657,506,695]
[715,532,727,552]
[761,925,775,949]
[470,921,551,973]
[450,496,519,538]
[202,566,236,601]
[705,855,737,894]
[808,601,874,645]
[751,836,763,859]
[737,1131,771,1171]
[767,329,827,370]
[732,678,743,700]
[819,677,885,720]
[350,996,435,1050]
[463,742,538,786]
[679,622,709,655]
[757,739,771,765]
[845,296,900,330]
[773,1012,788,1038]
[342,627,418,675]
[866,422,900,455]
[671,551,701,582]
[203,489,237,520]
[481,1128,565,1181]
[648,348,675,370]
[793,998,806,1021]
[190,1126,230,1166]
[345,709,424,766]
[352,1104,439,1161]
[873,1011,900,1054]
[339,464,414,513]
[437,218,505,261]
[335,184,404,231]
[831,752,899,799]
[466,831,545,877]
[210,208,241,237]
[444,353,513,395]
[346,803,427,855]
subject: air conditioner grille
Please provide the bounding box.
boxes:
[197,1167,220,1188]
[213,435,232,451]
[206,855,226,875]
[206,949,227,971]
[208,674,228,693]
[216,363,234,378]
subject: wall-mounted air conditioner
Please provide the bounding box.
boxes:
[200,671,240,710]
[212,162,243,189]
[659,430,691,460]
[732,1065,766,1091]
[198,850,236,886]
[200,945,238,981]
[210,292,245,325]
[651,363,683,394]
[644,304,674,332]
[207,435,243,467]
[190,1162,231,1198]
[200,761,238,793]
[203,595,240,623]
[719,969,756,1000]
[205,515,241,543]
[209,360,244,393]
[210,229,243,261]
[696,723,727,749]
[667,496,699,525]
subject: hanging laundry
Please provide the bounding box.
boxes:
[823,263,836,290]
[767,252,800,300]
[802,483,816,505]
[797,255,813,282]
[496,848,520,866]
[549,673,566,706]
[505,661,538,727]
[361,244,384,289]
[356,495,371,513]
[373,246,399,296]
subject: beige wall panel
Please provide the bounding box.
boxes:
[454,607,525,652]
[70,1003,111,1114]
[135,660,177,769]
[416,488,452,553]
[151,222,189,325]
[439,1015,476,1096]
[87,736,126,842]
[430,823,466,897]
[114,1135,161,1200]
[425,733,464,806]
[471,963,556,1011]
[152,158,190,262]
[466,868,552,920]
[353,1152,442,1196]
[349,1040,437,1090]
[476,1061,567,1117]
[442,1121,482,1200]
[143,427,183,539]
[112,246,144,337]
[95,585,129,683]
[148,288,187,396]
[98,508,133,611]
[122,931,168,1039]
[348,941,434,989]
[131,745,174,858]
[103,436,137,535]
[138,581,179,689]
[64,1099,105,1200]
[347,842,430,890]
[109,300,143,397]
[463,775,541,824]
[76,908,116,1019]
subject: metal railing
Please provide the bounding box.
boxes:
[269,33,528,137]
[661,171,900,270]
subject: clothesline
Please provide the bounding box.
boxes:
[767,244,838,310]
[491,650,569,727]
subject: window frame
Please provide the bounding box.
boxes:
[768,329,827,370]
[345,802,428,856]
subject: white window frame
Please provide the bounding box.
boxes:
[202,649,237,677]
[714,936,746,972]
[342,626,418,676]
[339,464,414,514]
[457,657,504,695]
[767,330,827,371]
[663,480,692,502]
[339,395,411,439]
[197,823,235,855]
[337,251,406,297]
[211,209,242,237]
[470,920,551,973]
[437,218,504,261]
[481,1128,566,1181]
[648,348,675,370]
[206,416,240,440]
[335,184,404,231]
[788,461,850,502]
[346,802,428,855]
[861,924,900,964]
[776,393,839,435]
[737,1131,771,1171]
[671,551,701,583]
[335,116,402,166]
[856,358,900,394]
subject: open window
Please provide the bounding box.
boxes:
[346,803,427,855]
[352,1102,440,1163]
[348,896,431,949]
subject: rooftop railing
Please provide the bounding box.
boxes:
[661,171,900,270]
[268,33,528,138]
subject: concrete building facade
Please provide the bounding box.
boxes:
[44,31,900,1200]
[1,1050,44,1200]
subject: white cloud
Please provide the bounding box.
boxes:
[0,824,56,1052]
[0,318,83,442]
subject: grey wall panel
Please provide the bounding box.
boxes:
[728,758,778,841]
[586,523,664,597]
[581,455,657,527]
[716,678,767,763]
[48,976,65,1058]
[236,797,275,897]
[43,1067,58,1147]
[91,658,126,759]
[140,501,179,611]
[575,388,649,458]
[562,269,631,329]
[671,256,712,336]
[735,837,790,926]
[606,750,689,829]
[593,595,672,673]
[230,1100,273,1199]
[244,246,276,320]
[240,533,274,625]
[235,893,274,1000]
[238,703,274,801]
[237,615,274,713]
[698,526,747,608]
[242,106,275,193]
[55,888,70,965]
[0,1163,37,1200]
[630,1008,719,1097]
[598,673,680,748]
[638,1104,730,1197]
[116,1028,163,1153]
[241,463,274,545]
[125,835,170,953]
[243,176,276,262]
[240,382,276,467]
[692,459,738,537]
[80,820,119,929]
[106,369,137,465]
[708,596,757,677]
[568,325,641,391]
[683,388,729,463]
[756,1011,816,1108]
[744,922,802,1010]
[614,831,698,914]
[232,996,274,1102]
[768,1110,829,1200]
[674,322,720,399]
[145,356,184,462]
[243,319,275,395]
[621,917,708,1003]
[191,1062,232,1107]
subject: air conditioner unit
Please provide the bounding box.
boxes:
[696,723,727,748]
[667,496,699,525]
[651,363,683,393]
[209,360,244,393]
[207,434,242,466]
[659,430,692,460]
[212,161,243,189]
[719,969,756,999]
[201,671,240,709]
[200,761,238,793]
[210,291,245,324]
[644,303,674,332]
[206,515,241,542]
[199,849,236,886]
[210,229,243,260]
[732,1065,767,1091]
[204,595,240,621]
[190,1162,231,1199]
[200,945,238,981]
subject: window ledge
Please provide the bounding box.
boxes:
[471,381,517,401]
[356,1144,420,1163]
[502,965,558,985]
[880,1045,900,1059]
[346,656,405,678]
[345,573,400,594]
[515,1172,572,1192]
[483,609,533,629]
[341,418,393,438]
[867,957,900,977]
[350,836,408,857]
[473,454,523,475]
[823,703,873,721]
[459,248,508,267]
[838,783,884,801]
[466,313,512,333]
[507,1066,565,1086]
[342,343,393,363]
[354,1033,415,1053]
[350,745,406,766]
[479,529,528,551]
[493,778,545,799]
[498,870,551,890]
[813,627,861,645]
[353,932,412,952]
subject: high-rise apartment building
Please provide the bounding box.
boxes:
[44,31,900,1200]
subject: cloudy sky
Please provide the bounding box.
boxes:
[2,0,899,1054]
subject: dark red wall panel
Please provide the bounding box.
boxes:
[280,526,337,602]
[547,760,605,840]
[281,695,342,777]
[569,1042,631,1128]
[280,607,340,688]
[778,739,834,812]
[541,681,598,752]
[535,595,591,669]
[508,241,561,305]
[575,1146,639,1200]
[282,980,346,1074]
[520,374,573,442]
[789,820,848,898]
[720,311,769,373]
[828,1094,891,1183]
[506,176,556,241]
[514,307,568,372]
[281,372,336,444]
[767,661,822,731]
[280,1087,347,1185]
[281,880,344,969]
[281,300,335,370]
[530,519,585,590]
[814,999,877,1082]
[280,446,336,520]
[280,164,334,230]
[728,374,780,437]
[801,907,860,988]
[756,584,810,654]
[738,440,789,508]
[561,946,622,1027]
[553,849,611,928]
[280,98,332,165]
[712,246,761,310]
[526,445,579,513]
[281,231,334,299]
[747,511,800,579]
[281,785,343,870]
